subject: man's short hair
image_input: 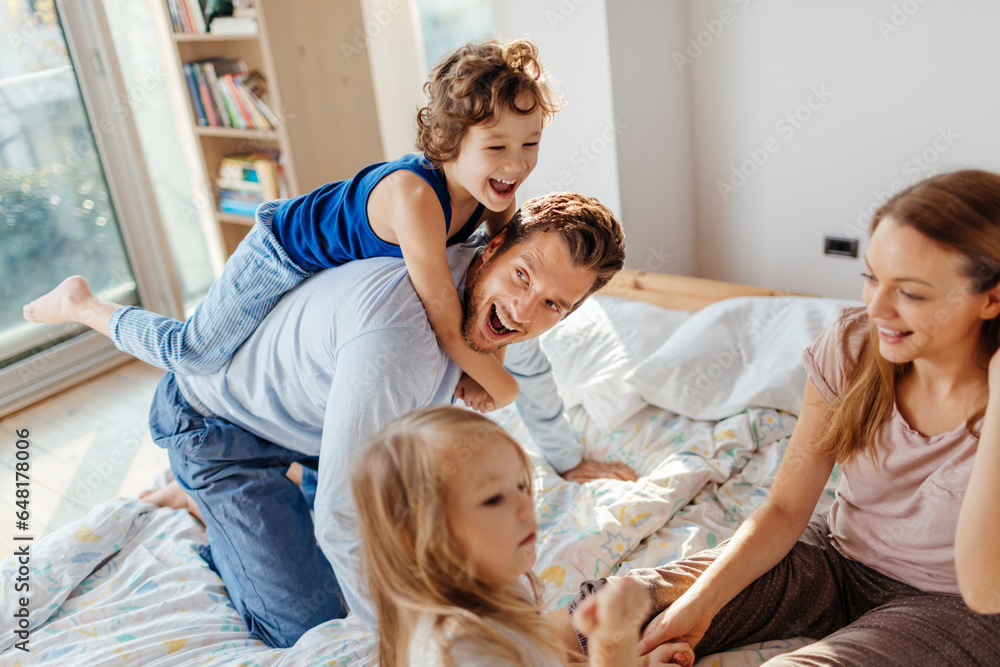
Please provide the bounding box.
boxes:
[496,192,625,305]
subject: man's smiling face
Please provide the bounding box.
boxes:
[462,230,596,354]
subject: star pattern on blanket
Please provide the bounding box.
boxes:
[599,529,633,560]
[754,410,789,433]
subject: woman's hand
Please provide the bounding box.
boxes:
[636,590,714,660]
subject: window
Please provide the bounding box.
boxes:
[0,1,184,414]
[416,0,494,70]
[0,2,137,366]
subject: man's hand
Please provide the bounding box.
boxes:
[454,373,496,413]
[562,460,639,483]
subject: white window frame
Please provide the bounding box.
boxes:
[0,0,183,416]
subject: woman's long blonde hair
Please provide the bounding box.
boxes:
[814,170,1000,465]
[352,406,568,666]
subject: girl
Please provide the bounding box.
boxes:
[23,39,561,412]
[352,405,694,667]
[565,169,1000,665]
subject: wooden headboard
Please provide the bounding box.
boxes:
[598,269,817,312]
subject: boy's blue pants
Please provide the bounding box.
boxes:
[110,199,309,375]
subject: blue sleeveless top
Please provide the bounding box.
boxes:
[271,153,486,273]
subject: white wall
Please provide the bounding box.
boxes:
[490,0,622,217]
[364,1,1000,298]
[687,0,1000,298]
[360,0,428,160]
[605,1,695,275]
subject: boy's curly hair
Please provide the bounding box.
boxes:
[416,39,563,166]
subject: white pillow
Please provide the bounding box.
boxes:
[624,296,862,420]
[540,295,690,431]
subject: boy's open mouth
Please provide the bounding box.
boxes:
[487,303,518,336]
[489,177,516,195]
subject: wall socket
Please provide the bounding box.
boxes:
[824,236,858,258]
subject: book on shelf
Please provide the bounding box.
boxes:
[193,63,220,126]
[219,198,260,217]
[169,0,259,35]
[167,0,208,33]
[181,63,208,126]
[182,58,278,130]
[217,150,283,217]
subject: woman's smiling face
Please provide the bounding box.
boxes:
[862,215,997,366]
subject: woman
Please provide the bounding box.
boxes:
[557,170,1000,666]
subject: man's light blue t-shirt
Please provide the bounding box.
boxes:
[175,234,582,624]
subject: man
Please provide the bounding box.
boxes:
[147,192,632,647]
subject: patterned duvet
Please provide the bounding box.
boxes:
[0,398,834,666]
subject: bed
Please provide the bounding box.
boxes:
[0,270,861,666]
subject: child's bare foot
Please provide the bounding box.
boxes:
[138,466,303,525]
[666,642,694,667]
[286,461,303,485]
[640,641,695,667]
[140,480,204,524]
[23,276,97,325]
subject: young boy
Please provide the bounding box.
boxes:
[24,38,562,411]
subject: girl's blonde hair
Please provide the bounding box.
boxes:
[351,406,567,666]
[814,169,1000,466]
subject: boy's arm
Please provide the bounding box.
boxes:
[391,189,520,409]
[483,200,517,239]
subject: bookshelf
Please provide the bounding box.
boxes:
[159,0,384,255]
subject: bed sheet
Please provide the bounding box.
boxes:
[612,407,839,666]
[0,401,809,666]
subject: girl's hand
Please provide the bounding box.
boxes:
[574,577,650,638]
[454,373,497,413]
[637,591,713,660]
[574,577,694,667]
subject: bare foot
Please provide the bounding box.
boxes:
[23,276,97,325]
[286,461,303,485]
[140,480,204,524]
[138,466,302,525]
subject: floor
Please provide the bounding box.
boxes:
[0,360,168,558]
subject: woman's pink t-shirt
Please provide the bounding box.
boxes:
[802,306,977,595]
